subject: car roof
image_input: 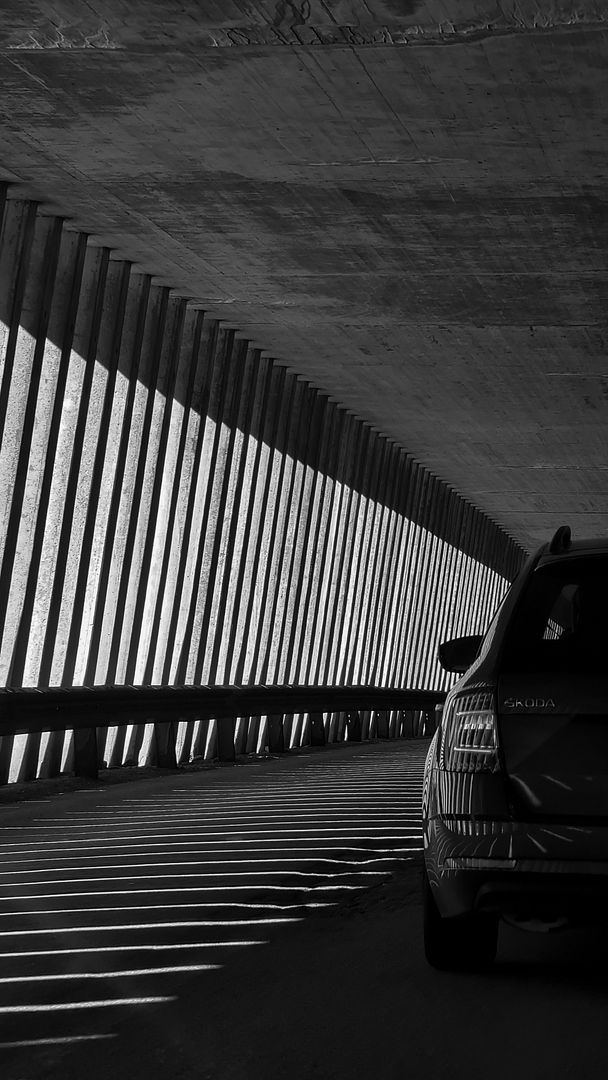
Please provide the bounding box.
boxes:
[537,537,608,566]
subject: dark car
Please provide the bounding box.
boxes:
[422,525,608,970]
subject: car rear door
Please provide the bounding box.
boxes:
[496,554,608,820]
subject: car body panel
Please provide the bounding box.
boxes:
[423,532,608,926]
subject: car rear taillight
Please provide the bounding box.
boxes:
[439,690,500,772]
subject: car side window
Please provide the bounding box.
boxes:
[542,583,579,640]
[502,556,608,672]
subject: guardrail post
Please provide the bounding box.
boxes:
[246,716,261,754]
[268,714,285,753]
[73,727,99,779]
[336,712,347,742]
[235,717,248,755]
[0,736,14,785]
[310,712,326,746]
[401,710,414,738]
[192,718,209,761]
[375,710,389,739]
[423,709,438,736]
[154,721,178,769]
[17,731,42,782]
[360,710,369,739]
[106,724,128,768]
[216,717,236,762]
[346,711,362,742]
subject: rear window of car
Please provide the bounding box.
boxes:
[500,555,608,672]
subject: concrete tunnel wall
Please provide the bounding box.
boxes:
[0,187,525,780]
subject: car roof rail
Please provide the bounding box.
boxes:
[549,524,572,554]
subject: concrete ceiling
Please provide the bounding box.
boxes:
[1,0,607,552]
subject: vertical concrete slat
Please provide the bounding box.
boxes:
[370,450,410,684]
[385,456,419,686]
[274,393,330,684]
[422,482,452,686]
[322,418,372,684]
[250,377,310,684]
[478,517,491,630]
[0,199,37,475]
[239,366,297,683]
[385,454,418,684]
[392,462,429,686]
[123,295,187,682]
[349,437,393,684]
[452,503,475,637]
[440,492,465,643]
[197,340,258,685]
[124,299,187,685]
[6,229,88,686]
[143,308,204,685]
[82,274,152,685]
[59,259,132,685]
[365,446,401,684]
[260,382,319,685]
[358,441,402,683]
[230,362,289,685]
[408,473,442,686]
[428,484,459,686]
[103,286,169,683]
[161,317,219,684]
[0,213,64,679]
[346,434,393,683]
[399,467,430,687]
[37,245,111,686]
[221,354,274,683]
[302,408,354,685]
[335,425,380,684]
[431,490,462,687]
[451,501,469,637]
[190,333,250,685]
[188,330,248,683]
[414,478,449,688]
[293,404,345,684]
[209,348,269,684]
[173,326,236,684]
[466,508,484,634]
[350,436,394,683]
[280,396,334,684]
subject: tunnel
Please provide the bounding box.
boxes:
[0,1,605,1075]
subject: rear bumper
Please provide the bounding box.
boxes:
[425,815,608,919]
[429,861,608,921]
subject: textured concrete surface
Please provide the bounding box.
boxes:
[0,738,428,1076]
[1,1,607,548]
[2,739,608,1079]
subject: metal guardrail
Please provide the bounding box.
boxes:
[0,684,446,781]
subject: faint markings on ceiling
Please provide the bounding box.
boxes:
[3,2,608,51]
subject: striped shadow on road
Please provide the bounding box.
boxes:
[0,740,428,1057]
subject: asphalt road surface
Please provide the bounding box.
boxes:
[1,739,607,1080]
